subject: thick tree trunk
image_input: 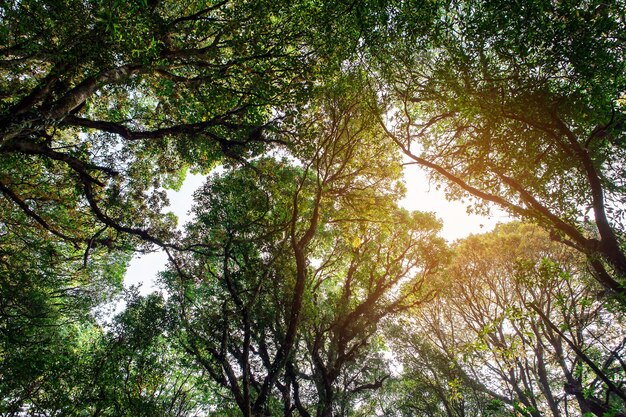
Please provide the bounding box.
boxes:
[316,388,334,417]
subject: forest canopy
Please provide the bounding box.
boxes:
[1,0,625,416]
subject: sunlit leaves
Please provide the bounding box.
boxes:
[390,222,626,416]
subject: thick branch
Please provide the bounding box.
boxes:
[350,374,390,394]
[552,116,626,278]
[0,182,78,245]
[47,65,142,120]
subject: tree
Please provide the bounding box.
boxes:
[0,0,336,252]
[0,205,128,414]
[77,291,211,417]
[392,223,626,416]
[294,207,445,417]
[374,0,626,297]
[162,81,447,415]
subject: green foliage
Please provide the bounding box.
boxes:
[2,1,626,415]
[159,81,450,414]
[0,212,129,414]
[375,0,626,294]
[74,290,211,416]
[390,222,626,417]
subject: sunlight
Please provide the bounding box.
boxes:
[400,164,510,241]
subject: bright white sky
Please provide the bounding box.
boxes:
[124,165,511,294]
[124,172,205,293]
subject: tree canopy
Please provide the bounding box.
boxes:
[374,0,626,295]
[1,0,625,415]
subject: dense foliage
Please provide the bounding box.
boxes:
[388,223,626,416]
[1,0,625,416]
[375,0,626,295]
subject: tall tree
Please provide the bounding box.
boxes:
[0,4,371,413]
[163,82,447,415]
[293,207,445,417]
[0,0,330,251]
[374,0,626,296]
[392,223,626,417]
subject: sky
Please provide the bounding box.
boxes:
[123,172,205,294]
[123,165,511,294]
[400,164,511,240]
